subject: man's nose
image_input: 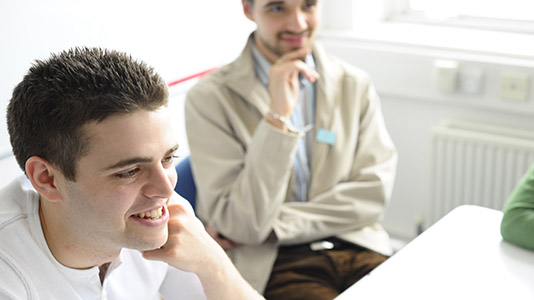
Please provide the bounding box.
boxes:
[144,164,176,199]
[287,9,308,32]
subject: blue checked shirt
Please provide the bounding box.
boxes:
[251,44,316,202]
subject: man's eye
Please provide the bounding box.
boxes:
[269,5,284,13]
[163,155,179,164]
[304,1,317,9]
[116,168,139,179]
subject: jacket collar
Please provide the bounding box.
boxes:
[224,33,271,116]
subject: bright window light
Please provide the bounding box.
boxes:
[384,0,534,33]
[408,0,534,22]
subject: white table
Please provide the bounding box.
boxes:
[336,205,534,300]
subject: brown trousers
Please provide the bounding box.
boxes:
[263,244,387,300]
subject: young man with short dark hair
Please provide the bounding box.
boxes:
[1,47,262,299]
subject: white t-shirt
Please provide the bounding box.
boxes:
[0,176,206,300]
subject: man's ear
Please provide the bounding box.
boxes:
[242,0,255,22]
[25,156,63,202]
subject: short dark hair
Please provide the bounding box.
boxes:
[7,47,168,181]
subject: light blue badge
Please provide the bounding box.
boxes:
[316,129,336,145]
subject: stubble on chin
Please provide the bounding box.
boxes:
[125,227,169,252]
[261,33,313,60]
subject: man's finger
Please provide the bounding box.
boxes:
[167,203,188,216]
[292,60,320,82]
[276,48,310,64]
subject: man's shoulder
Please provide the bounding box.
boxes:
[0,177,43,277]
[0,177,34,222]
[0,219,46,300]
[186,59,254,106]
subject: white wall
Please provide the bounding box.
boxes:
[0,0,255,157]
[320,34,534,240]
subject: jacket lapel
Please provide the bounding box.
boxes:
[309,43,343,197]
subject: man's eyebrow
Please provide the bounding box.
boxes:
[168,145,179,156]
[104,157,153,171]
[264,1,285,8]
[104,144,179,171]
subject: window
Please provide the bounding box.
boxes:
[388,0,534,33]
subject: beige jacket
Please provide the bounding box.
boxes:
[185,36,398,292]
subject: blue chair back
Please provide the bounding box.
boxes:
[174,156,197,210]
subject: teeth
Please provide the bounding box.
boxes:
[135,207,163,219]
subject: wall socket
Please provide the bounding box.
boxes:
[459,68,483,95]
[500,72,530,102]
[433,60,459,93]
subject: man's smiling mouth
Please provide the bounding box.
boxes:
[133,207,163,219]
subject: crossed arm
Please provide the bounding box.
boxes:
[501,165,534,250]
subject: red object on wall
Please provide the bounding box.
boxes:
[167,67,217,87]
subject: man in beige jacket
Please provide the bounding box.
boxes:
[185,0,398,298]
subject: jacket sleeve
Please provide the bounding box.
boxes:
[272,82,398,245]
[185,82,301,245]
[500,165,534,250]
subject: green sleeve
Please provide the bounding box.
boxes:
[500,165,534,250]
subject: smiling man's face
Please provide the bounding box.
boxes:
[54,107,179,254]
[243,0,320,63]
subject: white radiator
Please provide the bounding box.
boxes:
[430,119,534,225]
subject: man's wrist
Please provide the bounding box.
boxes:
[266,111,297,132]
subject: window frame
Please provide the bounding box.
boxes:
[384,0,534,34]
[319,0,534,61]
